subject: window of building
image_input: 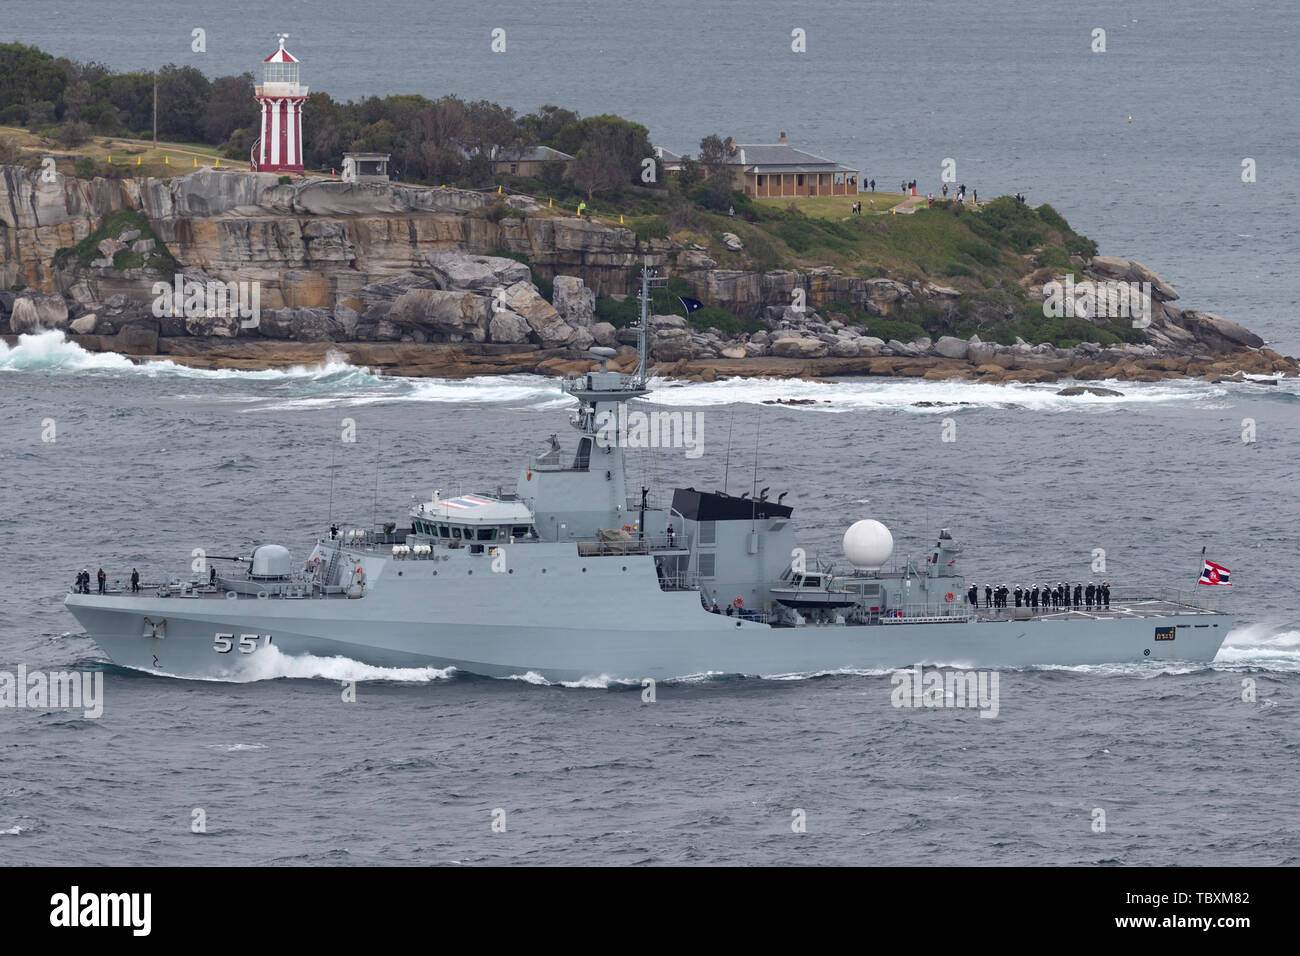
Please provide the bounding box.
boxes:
[756,174,765,187]
[796,174,805,186]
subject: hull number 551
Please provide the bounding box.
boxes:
[214,633,273,654]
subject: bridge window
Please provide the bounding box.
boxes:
[477,527,497,541]
[512,525,531,537]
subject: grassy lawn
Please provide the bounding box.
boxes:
[754,192,910,219]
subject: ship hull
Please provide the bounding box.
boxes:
[64,592,1232,682]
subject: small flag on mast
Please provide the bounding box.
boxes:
[1198,560,1231,586]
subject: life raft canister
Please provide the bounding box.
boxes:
[622,524,632,532]
[733,597,743,609]
[944,592,955,603]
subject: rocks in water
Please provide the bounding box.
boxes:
[550,275,596,327]
[424,252,531,292]
[68,314,98,335]
[1057,385,1124,397]
[9,293,69,332]
[762,398,821,405]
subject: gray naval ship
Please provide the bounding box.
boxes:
[65,266,1232,681]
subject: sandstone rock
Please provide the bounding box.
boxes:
[721,232,744,252]
[885,339,921,357]
[68,315,98,335]
[1177,310,1264,351]
[771,336,829,358]
[651,327,694,361]
[424,251,531,292]
[1088,256,1130,279]
[184,312,240,337]
[829,338,861,358]
[551,275,596,327]
[113,324,159,354]
[333,304,360,340]
[569,327,595,352]
[10,293,70,332]
[118,228,141,243]
[681,250,717,270]
[97,238,126,258]
[933,335,969,359]
[502,281,573,345]
[1127,261,1179,302]
[389,289,491,342]
[358,273,440,308]
[255,308,296,339]
[489,309,531,344]
[650,313,687,329]
[291,308,340,342]
[720,345,747,359]
[131,238,156,254]
[864,279,913,316]
[591,321,618,348]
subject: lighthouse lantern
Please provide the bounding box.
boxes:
[252,34,307,173]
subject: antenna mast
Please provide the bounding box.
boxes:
[635,255,667,387]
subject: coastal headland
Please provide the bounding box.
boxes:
[1,164,1294,385]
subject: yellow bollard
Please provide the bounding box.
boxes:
[497,185,502,194]
[548,197,552,208]
[619,214,624,224]
[215,158,219,168]
[136,155,141,165]
[164,155,169,165]
[108,156,112,164]
[194,157,197,168]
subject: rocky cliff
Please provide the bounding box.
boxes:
[0,165,1294,384]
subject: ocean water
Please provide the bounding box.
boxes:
[0,333,1297,865]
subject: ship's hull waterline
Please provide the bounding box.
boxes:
[65,591,1232,682]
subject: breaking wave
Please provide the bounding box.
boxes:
[4,329,1296,412]
[146,645,458,683]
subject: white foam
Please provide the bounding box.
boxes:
[180,645,458,683]
[1213,623,1300,671]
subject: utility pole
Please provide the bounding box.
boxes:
[152,71,158,147]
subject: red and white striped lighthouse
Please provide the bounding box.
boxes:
[251,34,307,173]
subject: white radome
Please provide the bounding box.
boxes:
[842,519,894,570]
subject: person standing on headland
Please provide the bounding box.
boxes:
[131,568,140,593]
[97,567,106,594]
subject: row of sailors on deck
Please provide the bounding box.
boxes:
[967,582,1112,610]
